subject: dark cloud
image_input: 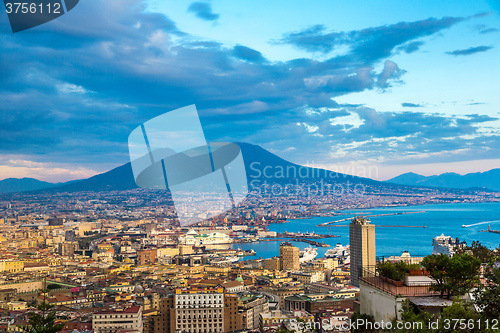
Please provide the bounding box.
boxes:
[277,16,466,63]
[0,2,497,172]
[402,102,423,108]
[397,41,424,53]
[479,28,498,34]
[232,45,266,63]
[188,2,219,21]
[446,45,493,56]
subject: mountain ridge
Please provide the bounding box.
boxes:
[0,143,495,194]
[388,169,500,191]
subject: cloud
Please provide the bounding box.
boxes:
[402,102,423,108]
[232,45,266,63]
[446,45,493,56]
[377,60,406,88]
[0,2,497,178]
[276,16,467,63]
[397,41,424,54]
[188,2,219,21]
[479,27,498,34]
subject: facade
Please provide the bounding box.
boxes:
[58,241,78,257]
[0,260,24,273]
[137,249,156,266]
[264,257,280,271]
[239,295,269,330]
[92,305,143,333]
[153,287,242,333]
[284,294,355,315]
[349,217,375,287]
[279,242,299,271]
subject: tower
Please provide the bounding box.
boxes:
[349,216,375,287]
[279,242,300,271]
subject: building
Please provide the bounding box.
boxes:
[48,217,64,226]
[264,257,280,271]
[283,294,355,315]
[386,251,424,265]
[153,286,242,333]
[359,268,447,322]
[92,305,143,333]
[259,310,314,333]
[290,271,325,284]
[58,241,78,257]
[239,294,269,330]
[137,249,156,266]
[349,217,375,287]
[279,242,300,271]
[0,260,24,273]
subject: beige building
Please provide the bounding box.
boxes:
[93,305,143,333]
[279,242,299,271]
[264,257,280,271]
[153,287,242,333]
[349,217,375,287]
[291,271,325,284]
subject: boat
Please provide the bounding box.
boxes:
[210,256,240,266]
[178,229,233,246]
[299,247,318,263]
[324,243,349,258]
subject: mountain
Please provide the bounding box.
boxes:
[0,177,58,193]
[388,169,500,191]
[35,142,384,193]
[3,142,481,194]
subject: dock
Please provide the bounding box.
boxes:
[317,211,426,227]
[324,225,427,228]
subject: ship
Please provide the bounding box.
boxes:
[324,243,349,258]
[299,247,318,263]
[178,229,233,246]
[210,256,240,266]
[432,234,460,256]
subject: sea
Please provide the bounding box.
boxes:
[232,202,500,259]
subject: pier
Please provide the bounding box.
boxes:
[479,225,500,234]
[317,211,426,227]
[324,225,427,228]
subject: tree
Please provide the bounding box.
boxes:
[422,253,480,298]
[421,254,451,298]
[473,257,500,319]
[446,253,481,298]
[22,302,65,333]
[455,240,494,263]
[377,261,421,281]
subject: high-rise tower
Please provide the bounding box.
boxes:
[349,216,375,286]
[279,242,300,271]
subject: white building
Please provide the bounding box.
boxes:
[93,305,143,333]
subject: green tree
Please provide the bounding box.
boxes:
[22,302,65,333]
[446,253,481,298]
[473,257,500,319]
[422,253,480,298]
[421,254,451,298]
[455,240,494,263]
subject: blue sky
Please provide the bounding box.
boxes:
[0,0,499,181]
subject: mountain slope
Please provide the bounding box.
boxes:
[41,142,383,193]
[388,169,500,191]
[0,178,57,193]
